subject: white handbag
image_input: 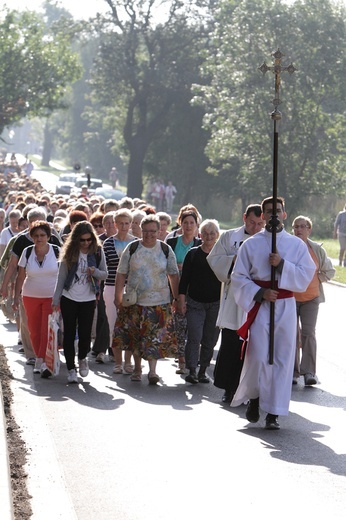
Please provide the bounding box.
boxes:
[122,286,137,307]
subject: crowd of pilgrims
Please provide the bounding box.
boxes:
[0,155,335,430]
[0,157,222,389]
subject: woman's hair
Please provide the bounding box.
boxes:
[29,220,52,238]
[176,204,201,225]
[140,214,160,230]
[180,211,198,224]
[114,208,133,223]
[90,212,104,226]
[69,210,88,225]
[60,221,100,269]
[199,219,220,236]
[292,215,312,229]
[156,212,172,226]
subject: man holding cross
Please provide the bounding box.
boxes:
[230,197,315,429]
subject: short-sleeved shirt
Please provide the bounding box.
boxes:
[18,244,59,298]
[0,227,18,246]
[117,241,179,306]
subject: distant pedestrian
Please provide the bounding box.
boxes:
[333,203,346,266]
[165,181,177,213]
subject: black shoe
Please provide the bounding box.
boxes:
[265,413,280,430]
[185,370,198,384]
[198,372,210,384]
[246,398,260,423]
[222,391,234,403]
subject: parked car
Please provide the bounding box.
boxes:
[71,177,103,195]
[94,186,126,200]
[55,173,84,195]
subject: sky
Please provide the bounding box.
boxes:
[3,0,346,20]
[1,0,109,19]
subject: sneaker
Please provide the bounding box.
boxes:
[95,352,106,363]
[34,358,43,374]
[26,357,36,366]
[108,354,115,363]
[246,398,260,423]
[67,369,78,384]
[113,364,123,374]
[40,363,52,379]
[304,373,317,386]
[79,358,89,377]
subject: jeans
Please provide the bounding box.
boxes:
[60,296,96,370]
[185,296,220,370]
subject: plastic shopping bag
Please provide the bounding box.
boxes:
[46,312,61,376]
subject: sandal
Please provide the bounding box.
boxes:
[176,362,186,374]
[148,372,160,385]
[130,372,142,382]
[113,364,123,374]
[124,363,134,374]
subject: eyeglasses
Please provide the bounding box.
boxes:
[80,237,92,242]
[293,225,309,229]
[142,229,158,234]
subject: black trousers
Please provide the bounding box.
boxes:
[213,328,244,393]
[60,296,95,370]
[92,288,110,354]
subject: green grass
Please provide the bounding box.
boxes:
[312,237,346,285]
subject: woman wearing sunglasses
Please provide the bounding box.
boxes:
[52,221,107,383]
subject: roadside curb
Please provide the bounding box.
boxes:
[0,383,14,520]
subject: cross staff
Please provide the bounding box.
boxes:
[258,49,296,365]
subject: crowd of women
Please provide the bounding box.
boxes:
[0,158,335,397]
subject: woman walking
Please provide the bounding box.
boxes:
[178,220,221,384]
[52,221,107,383]
[292,215,335,385]
[113,215,180,384]
[13,221,60,377]
[166,209,201,373]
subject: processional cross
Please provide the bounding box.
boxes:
[258,49,296,365]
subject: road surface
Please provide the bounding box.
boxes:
[1,282,345,520]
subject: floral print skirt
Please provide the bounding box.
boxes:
[112,304,177,360]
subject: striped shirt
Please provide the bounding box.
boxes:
[103,236,135,286]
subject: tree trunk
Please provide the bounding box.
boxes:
[41,120,54,167]
[126,135,149,198]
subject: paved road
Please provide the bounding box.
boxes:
[1,284,346,520]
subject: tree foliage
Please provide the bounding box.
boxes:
[194,0,346,216]
[88,0,210,197]
[0,8,82,138]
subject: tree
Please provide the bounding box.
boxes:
[89,0,211,197]
[194,0,346,216]
[0,8,82,155]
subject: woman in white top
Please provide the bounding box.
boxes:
[13,221,60,377]
[52,221,107,383]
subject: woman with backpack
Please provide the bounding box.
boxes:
[113,215,180,384]
[13,220,60,377]
[52,221,107,383]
